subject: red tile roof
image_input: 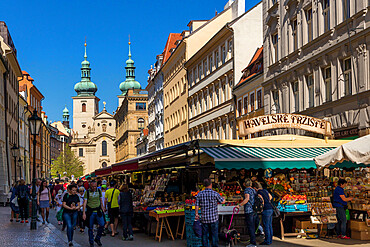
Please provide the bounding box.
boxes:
[236,46,263,87]
[162,33,183,63]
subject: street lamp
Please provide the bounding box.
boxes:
[28,110,42,230]
[11,144,19,182]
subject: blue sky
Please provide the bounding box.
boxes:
[1,0,261,123]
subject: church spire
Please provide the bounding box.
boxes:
[119,36,141,95]
[74,40,98,96]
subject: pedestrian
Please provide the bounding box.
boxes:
[37,180,52,224]
[63,184,80,247]
[255,182,273,245]
[118,184,134,241]
[101,184,109,235]
[16,179,30,223]
[61,186,71,231]
[78,187,85,233]
[333,179,353,239]
[105,180,120,237]
[237,179,258,247]
[83,180,104,247]
[55,189,64,225]
[195,178,225,247]
[9,182,19,222]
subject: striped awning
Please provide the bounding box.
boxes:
[201,146,336,170]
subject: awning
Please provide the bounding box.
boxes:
[95,167,111,176]
[112,159,138,173]
[201,146,336,170]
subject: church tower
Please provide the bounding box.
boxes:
[62,105,70,128]
[72,42,100,138]
[118,39,141,106]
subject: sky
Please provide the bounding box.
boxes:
[1,0,261,123]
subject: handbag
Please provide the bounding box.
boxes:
[193,220,202,238]
[11,196,18,207]
[272,204,280,218]
[107,189,116,209]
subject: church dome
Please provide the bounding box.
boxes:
[119,40,141,95]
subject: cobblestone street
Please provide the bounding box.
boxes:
[2,205,369,246]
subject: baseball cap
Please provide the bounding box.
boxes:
[102,180,107,185]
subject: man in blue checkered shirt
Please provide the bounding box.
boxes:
[195,179,225,247]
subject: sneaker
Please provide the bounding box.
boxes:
[20,221,24,223]
[337,235,342,238]
[341,236,350,239]
[94,239,102,246]
[122,236,128,241]
[68,241,73,246]
[42,221,45,224]
[128,235,134,241]
[25,220,29,223]
[46,219,49,223]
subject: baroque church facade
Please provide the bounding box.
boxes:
[70,43,116,174]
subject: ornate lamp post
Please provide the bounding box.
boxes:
[11,144,19,182]
[28,110,42,230]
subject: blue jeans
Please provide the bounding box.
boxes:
[63,211,78,242]
[245,212,257,245]
[262,209,273,244]
[88,212,105,244]
[335,207,347,236]
[121,213,133,238]
[201,221,219,247]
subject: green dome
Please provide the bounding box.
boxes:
[62,105,69,121]
[63,106,69,114]
[74,42,98,96]
[119,41,141,95]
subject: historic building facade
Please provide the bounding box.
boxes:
[70,43,116,174]
[262,0,370,138]
[115,42,148,162]
[146,33,182,152]
[18,91,30,182]
[186,2,262,140]
[234,46,264,139]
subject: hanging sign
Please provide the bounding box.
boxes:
[238,113,332,137]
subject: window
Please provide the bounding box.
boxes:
[215,51,219,68]
[237,99,242,117]
[250,93,255,112]
[272,90,279,113]
[209,54,213,73]
[136,103,146,110]
[216,87,220,105]
[306,74,314,107]
[82,103,86,112]
[79,148,83,157]
[138,118,145,129]
[306,8,313,42]
[199,96,202,113]
[194,67,198,83]
[292,19,298,51]
[292,81,299,112]
[204,93,208,111]
[343,58,352,96]
[221,45,226,64]
[257,89,262,109]
[198,63,202,80]
[189,70,193,87]
[272,33,278,62]
[228,39,233,55]
[243,96,248,115]
[323,67,332,102]
[344,0,350,19]
[323,0,330,32]
[102,141,107,156]
[203,59,207,76]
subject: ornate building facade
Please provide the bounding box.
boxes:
[262,0,370,138]
[115,41,148,162]
[70,43,116,174]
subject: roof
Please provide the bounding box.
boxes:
[162,33,183,63]
[235,46,263,87]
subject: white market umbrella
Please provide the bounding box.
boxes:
[314,134,370,168]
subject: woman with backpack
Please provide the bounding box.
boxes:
[16,179,30,223]
[255,182,273,245]
[236,179,259,247]
[37,180,52,224]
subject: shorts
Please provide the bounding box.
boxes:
[39,200,50,208]
[108,207,119,221]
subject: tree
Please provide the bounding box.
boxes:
[51,144,84,178]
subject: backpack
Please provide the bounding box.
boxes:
[253,194,264,214]
[19,186,27,199]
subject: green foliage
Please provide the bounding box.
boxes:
[51,144,84,178]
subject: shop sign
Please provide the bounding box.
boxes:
[238,113,332,137]
[334,127,358,139]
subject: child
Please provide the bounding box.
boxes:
[54,190,63,225]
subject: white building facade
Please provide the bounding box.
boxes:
[262,0,370,138]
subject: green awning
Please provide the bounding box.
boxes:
[201,146,336,170]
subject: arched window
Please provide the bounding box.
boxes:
[138,118,145,129]
[82,103,86,112]
[102,141,107,156]
[102,162,107,168]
